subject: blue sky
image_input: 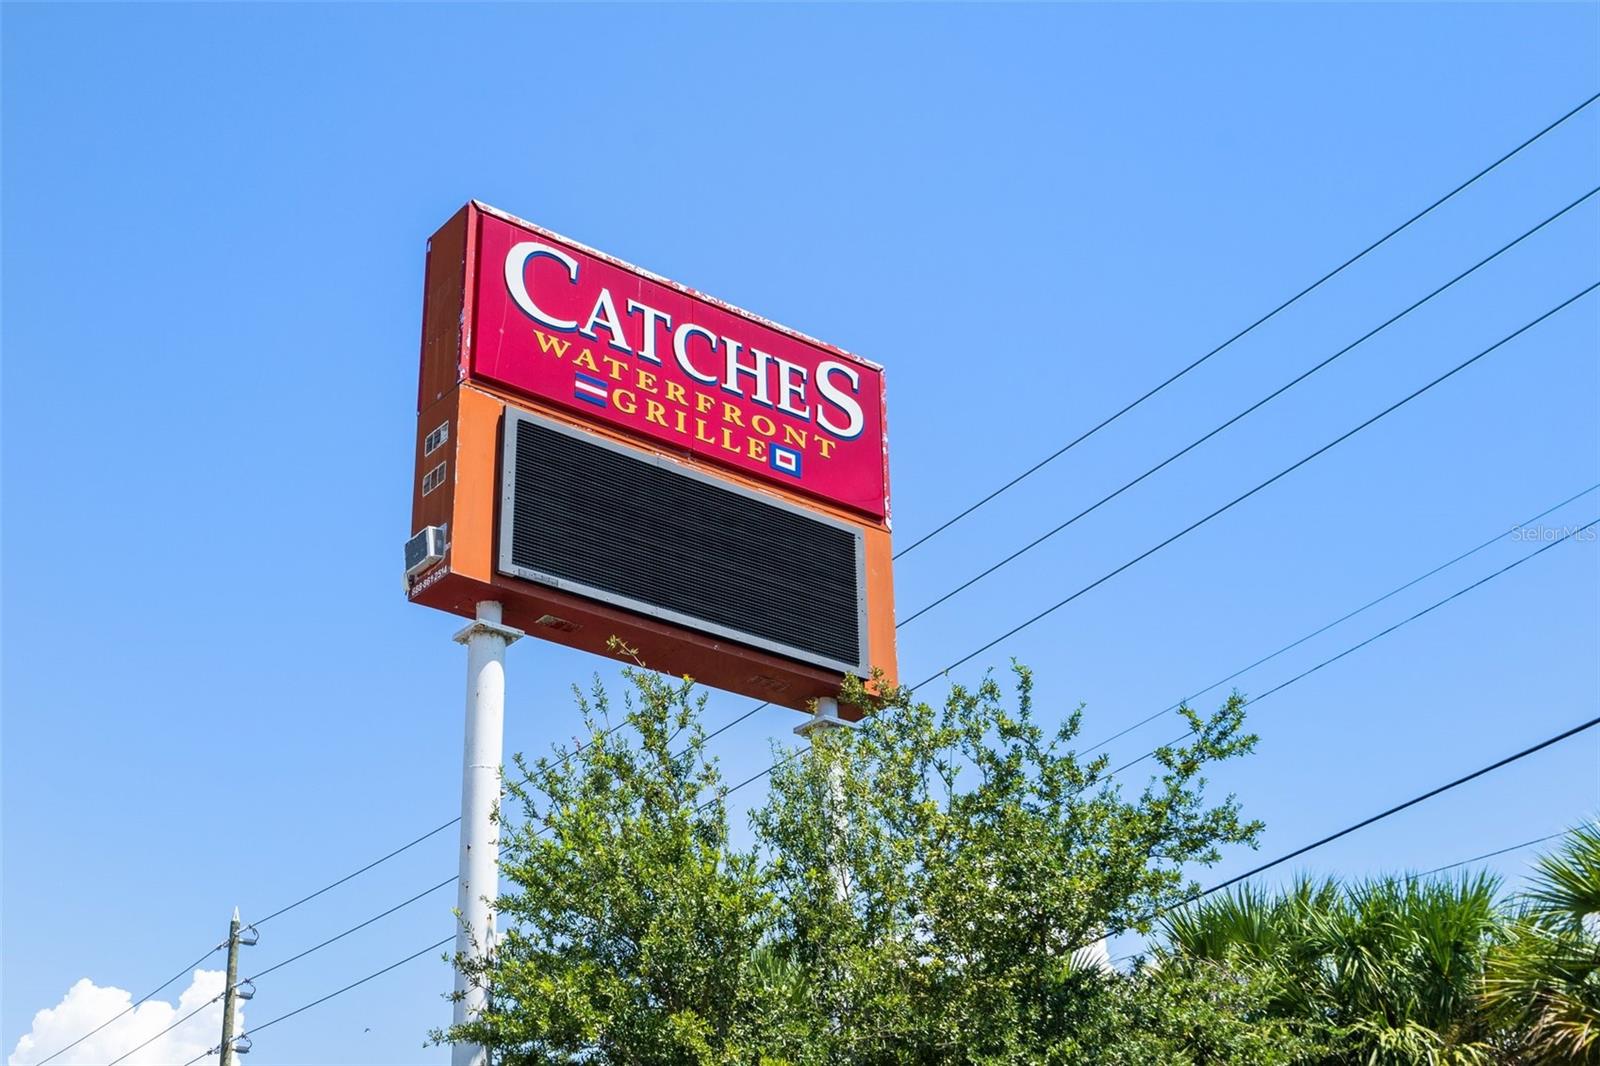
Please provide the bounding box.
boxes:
[4,3,1597,1063]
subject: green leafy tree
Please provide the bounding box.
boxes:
[440,658,1599,1065]
[1094,958,1326,1065]
[1484,823,1600,1064]
[750,665,1264,1062]
[438,665,824,1064]
[439,662,1266,1064]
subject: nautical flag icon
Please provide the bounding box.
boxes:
[573,371,610,408]
[769,443,803,478]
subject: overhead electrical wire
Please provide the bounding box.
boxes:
[1084,488,1600,758]
[1410,831,1569,881]
[1107,723,1597,957]
[711,295,1596,796]
[702,100,1600,741]
[105,987,226,1066]
[702,512,1600,809]
[891,89,1600,561]
[895,186,1599,628]
[1107,517,1599,779]
[668,288,1600,805]
[113,882,458,1066]
[32,943,225,1066]
[254,818,459,927]
[249,877,456,982]
[903,282,1598,694]
[176,937,457,1065]
[1110,827,1577,966]
[1173,712,1600,908]
[214,936,458,1064]
[687,242,1599,744]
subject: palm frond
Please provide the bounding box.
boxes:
[1526,823,1600,928]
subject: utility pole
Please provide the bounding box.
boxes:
[219,909,241,1066]
[451,601,522,1066]
[795,697,851,902]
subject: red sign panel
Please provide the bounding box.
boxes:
[467,208,889,519]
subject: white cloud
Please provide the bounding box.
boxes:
[8,969,241,1066]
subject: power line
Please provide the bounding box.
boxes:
[105,988,224,1066]
[1410,831,1568,880]
[1081,482,1600,757]
[1176,712,1600,907]
[734,513,1598,836]
[255,817,459,927]
[32,942,224,1066]
[891,90,1600,561]
[240,936,455,1043]
[141,877,456,1015]
[713,372,1600,755]
[250,877,455,981]
[700,699,775,745]
[231,708,678,979]
[896,187,1599,628]
[709,292,1596,823]
[94,830,458,1065]
[693,102,1600,754]
[685,118,1600,747]
[250,714,648,934]
[1109,517,1599,778]
[191,754,851,1058]
[709,288,1597,812]
[1109,727,1595,961]
[235,755,785,985]
[1111,826,1568,965]
[905,282,1598,693]
[241,743,614,930]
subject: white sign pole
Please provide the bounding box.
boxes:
[451,601,522,1066]
[795,697,850,903]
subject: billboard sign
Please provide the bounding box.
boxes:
[409,202,898,712]
[467,207,889,520]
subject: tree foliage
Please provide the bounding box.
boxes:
[1155,875,1504,1063]
[1152,827,1600,1065]
[442,668,813,1064]
[750,665,1262,1061]
[1484,823,1600,1064]
[436,662,1598,1065]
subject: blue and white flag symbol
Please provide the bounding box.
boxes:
[769,443,803,478]
[573,371,609,408]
